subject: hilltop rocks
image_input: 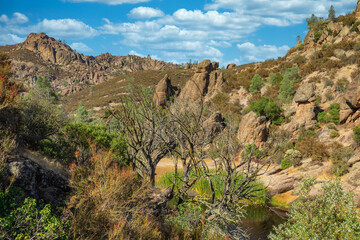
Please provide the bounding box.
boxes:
[345,75,360,109]
[356,0,360,19]
[226,63,236,69]
[179,59,224,102]
[154,74,177,107]
[294,82,315,103]
[238,112,269,148]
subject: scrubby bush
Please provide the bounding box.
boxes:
[270,178,360,239]
[280,157,292,170]
[352,125,360,144]
[329,103,340,124]
[76,101,89,123]
[0,188,69,239]
[296,134,328,162]
[330,143,353,176]
[268,72,283,86]
[284,67,301,83]
[330,130,340,138]
[335,77,349,92]
[250,97,283,124]
[249,74,265,94]
[284,149,302,167]
[278,74,294,103]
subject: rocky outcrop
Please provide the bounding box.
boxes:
[179,59,223,102]
[1,32,181,96]
[203,112,226,140]
[282,104,316,133]
[345,75,360,109]
[238,112,270,148]
[226,63,236,69]
[356,0,360,19]
[154,74,177,107]
[294,82,315,103]
[5,155,70,204]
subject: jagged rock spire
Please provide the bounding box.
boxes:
[356,0,360,19]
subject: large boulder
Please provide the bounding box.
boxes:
[345,75,360,109]
[226,63,236,69]
[154,74,177,107]
[282,104,316,133]
[294,82,315,103]
[5,155,70,203]
[238,112,270,148]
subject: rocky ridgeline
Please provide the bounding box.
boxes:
[0,32,180,95]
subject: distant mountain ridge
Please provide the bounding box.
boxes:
[0,32,181,95]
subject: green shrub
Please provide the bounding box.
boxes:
[280,157,292,170]
[329,103,340,124]
[314,31,322,42]
[249,74,265,94]
[330,143,353,176]
[317,111,330,123]
[250,97,283,123]
[270,179,360,239]
[284,149,302,166]
[245,144,263,159]
[351,21,360,33]
[352,125,360,143]
[0,189,69,239]
[284,67,301,83]
[268,72,283,86]
[278,73,294,103]
[330,130,340,138]
[335,77,349,92]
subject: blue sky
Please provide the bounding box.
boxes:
[0,0,357,66]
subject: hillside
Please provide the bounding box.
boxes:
[0,32,181,95]
[63,9,360,207]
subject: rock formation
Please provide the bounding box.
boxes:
[154,74,177,107]
[178,59,224,102]
[238,112,270,148]
[203,112,226,141]
[356,0,360,19]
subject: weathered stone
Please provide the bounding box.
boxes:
[226,63,236,69]
[345,75,360,109]
[282,104,316,132]
[333,49,346,59]
[238,112,270,148]
[294,82,315,103]
[154,74,177,107]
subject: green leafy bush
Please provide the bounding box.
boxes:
[250,97,283,123]
[284,67,301,83]
[278,73,294,103]
[0,189,69,239]
[330,130,339,139]
[249,74,265,94]
[245,144,264,159]
[270,178,360,239]
[268,72,283,86]
[329,103,340,124]
[330,143,353,176]
[352,125,360,144]
[313,31,322,42]
[280,157,292,170]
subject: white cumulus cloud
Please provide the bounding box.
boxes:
[65,0,150,5]
[0,12,28,25]
[0,33,25,45]
[128,7,164,19]
[70,42,94,53]
[236,42,290,63]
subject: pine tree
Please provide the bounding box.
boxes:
[328,5,336,20]
[278,74,294,104]
[249,74,265,95]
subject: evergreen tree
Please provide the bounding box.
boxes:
[328,5,336,20]
[249,74,265,95]
[278,73,294,104]
[76,102,89,123]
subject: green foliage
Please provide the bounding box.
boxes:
[330,143,353,176]
[250,97,283,123]
[249,74,265,94]
[278,73,294,104]
[351,21,360,33]
[284,67,301,83]
[269,179,360,240]
[268,72,283,86]
[330,130,339,138]
[62,122,128,164]
[317,111,330,123]
[0,189,69,240]
[280,157,292,170]
[317,103,340,124]
[352,125,360,143]
[306,14,324,30]
[335,77,349,92]
[76,102,89,123]
[328,5,336,20]
[245,144,264,159]
[313,31,322,42]
[34,76,59,102]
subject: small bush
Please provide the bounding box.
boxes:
[330,130,340,138]
[331,143,354,176]
[284,149,302,166]
[335,77,349,92]
[352,125,360,143]
[296,136,328,162]
[250,97,283,123]
[317,111,330,123]
[278,74,294,104]
[313,31,322,42]
[268,72,283,86]
[245,144,263,159]
[249,74,265,95]
[280,157,292,170]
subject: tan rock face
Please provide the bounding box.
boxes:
[226,63,236,69]
[282,103,316,133]
[356,0,360,19]
[179,59,224,102]
[154,74,177,107]
[345,75,360,109]
[238,112,270,148]
[294,82,315,103]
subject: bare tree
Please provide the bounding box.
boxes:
[112,88,175,186]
